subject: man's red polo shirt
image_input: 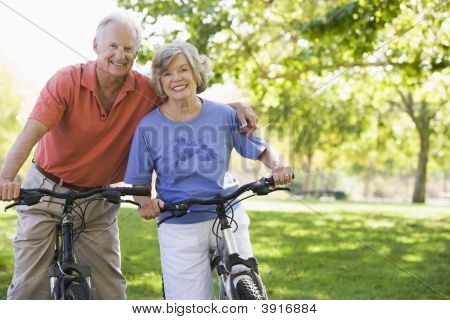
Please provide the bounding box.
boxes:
[30,61,160,187]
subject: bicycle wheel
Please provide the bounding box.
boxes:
[236,276,264,300]
[64,281,91,300]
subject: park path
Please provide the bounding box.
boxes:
[244,197,450,217]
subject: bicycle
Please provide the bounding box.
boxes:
[4,187,150,300]
[158,176,291,300]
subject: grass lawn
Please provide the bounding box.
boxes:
[1,200,449,299]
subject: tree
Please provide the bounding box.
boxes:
[118,0,393,175]
[365,2,450,202]
[297,0,450,202]
[118,0,450,202]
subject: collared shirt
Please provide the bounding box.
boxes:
[30,61,160,187]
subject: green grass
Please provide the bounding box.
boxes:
[0,211,16,298]
[1,201,449,299]
[118,208,162,299]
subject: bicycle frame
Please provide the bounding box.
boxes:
[214,201,268,300]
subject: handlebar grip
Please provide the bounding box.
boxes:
[11,189,45,207]
[118,187,151,196]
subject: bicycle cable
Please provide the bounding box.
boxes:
[212,201,241,272]
[225,194,257,209]
[71,196,117,241]
[68,199,91,242]
[210,193,264,273]
[34,198,87,241]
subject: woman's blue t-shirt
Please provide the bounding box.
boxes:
[124,99,268,224]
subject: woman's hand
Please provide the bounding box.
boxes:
[229,101,259,137]
[271,166,294,185]
[136,197,164,220]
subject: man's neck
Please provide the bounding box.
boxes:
[96,68,125,94]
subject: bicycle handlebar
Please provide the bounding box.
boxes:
[4,187,151,211]
[158,175,293,225]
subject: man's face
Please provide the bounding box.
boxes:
[94,21,138,79]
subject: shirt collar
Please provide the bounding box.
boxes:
[81,61,136,93]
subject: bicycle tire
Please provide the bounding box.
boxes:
[64,282,91,300]
[236,276,264,300]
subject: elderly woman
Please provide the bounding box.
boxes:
[124,40,293,299]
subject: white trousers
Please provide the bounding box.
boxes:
[158,205,254,300]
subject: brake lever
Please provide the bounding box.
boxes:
[157,204,190,227]
[250,177,271,195]
[253,185,291,196]
[121,199,141,207]
[157,215,172,227]
[4,202,20,211]
[272,186,291,192]
[4,189,46,211]
[253,187,270,196]
[102,190,122,204]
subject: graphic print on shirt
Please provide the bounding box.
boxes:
[173,136,219,168]
[173,137,196,168]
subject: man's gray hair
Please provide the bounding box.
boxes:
[152,40,212,98]
[95,12,142,52]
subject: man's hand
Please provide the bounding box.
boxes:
[0,118,48,202]
[0,178,20,201]
[229,102,259,137]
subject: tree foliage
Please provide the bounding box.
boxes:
[118,0,450,202]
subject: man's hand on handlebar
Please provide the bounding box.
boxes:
[0,178,20,201]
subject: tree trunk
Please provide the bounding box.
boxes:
[444,171,449,193]
[302,153,313,193]
[363,167,373,199]
[398,90,435,204]
[412,135,429,203]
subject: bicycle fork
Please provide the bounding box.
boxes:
[49,198,92,299]
[215,203,268,299]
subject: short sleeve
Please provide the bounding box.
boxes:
[231,112,268,159]
[124,124,155,185]
[29,68,74,129]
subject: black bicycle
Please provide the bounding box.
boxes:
[5,187,150,300]
[159,176,291,300]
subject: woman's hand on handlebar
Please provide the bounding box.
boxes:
[271,166,294,185]
[138,198,164,220]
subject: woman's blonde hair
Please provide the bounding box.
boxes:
[151,40,211,98]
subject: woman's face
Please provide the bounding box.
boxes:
[160,53,197,102]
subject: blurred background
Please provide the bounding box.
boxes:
[1,0,449,205]
[1,0,450,301]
